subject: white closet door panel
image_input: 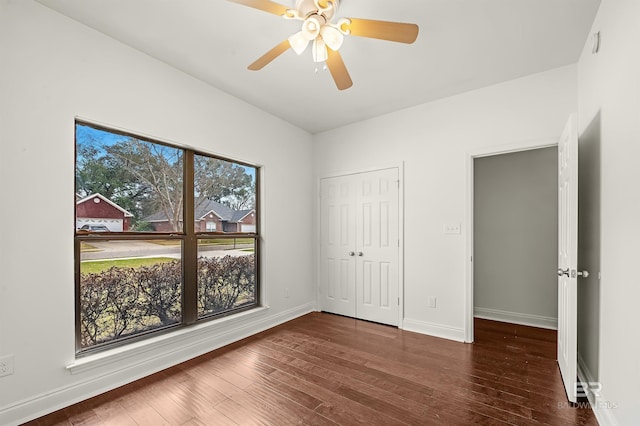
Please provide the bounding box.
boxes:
[320,175,356,317]
[355,168,399,326]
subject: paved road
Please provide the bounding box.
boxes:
[81,240,253,261]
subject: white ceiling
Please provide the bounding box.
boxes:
[36,0,600,134]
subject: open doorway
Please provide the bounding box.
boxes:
[465,141,558,343]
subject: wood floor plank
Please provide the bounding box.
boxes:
[213,394,290,426]
[180,362,245,400]
[179,407,240,426]
[116,393,171,426]
[90,398,138,426]
[25,313,597,426]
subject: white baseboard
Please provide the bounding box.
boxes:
[0,302,316,426]
[401,318,465,342]
[474,307,557,330]
[577,352,619,426]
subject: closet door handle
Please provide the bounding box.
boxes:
[348,251,355,257]
[357,252,363,257]
[572,269,590,278]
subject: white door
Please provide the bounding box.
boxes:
[241,224,256,233]
[319,168,400,326]
[557,113,579,403]
[320,174,357,317]
[355,168,399,325]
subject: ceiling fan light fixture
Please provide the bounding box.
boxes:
[312,37,328,62]
[320,25,343,51]
[288,31,309,55]
[302,15,323,39]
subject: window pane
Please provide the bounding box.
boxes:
[193,155,257,233]
[79,239,183,349]
[197,238,256,319]
[75,123,184,233]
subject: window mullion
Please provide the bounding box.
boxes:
[183,150,198,325]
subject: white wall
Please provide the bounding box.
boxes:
[0,1,314,424]
[577,0,640,424]
[313,65,577,341]
[474,147,558,329]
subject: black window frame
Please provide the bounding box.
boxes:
[74,119,260,356]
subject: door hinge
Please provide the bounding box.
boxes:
[398,297,400,306]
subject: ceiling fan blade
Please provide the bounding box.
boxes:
[248,40,291,70]
[326,49,353,90]
[342,18,419,44]
[227,0,289,17]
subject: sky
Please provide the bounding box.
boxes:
[76,123,256,180]
[76,124,124,148]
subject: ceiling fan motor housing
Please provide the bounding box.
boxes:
[296,0,339,22]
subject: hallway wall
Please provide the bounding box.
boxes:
[474,147,558,329]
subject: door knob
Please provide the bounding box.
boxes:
[557,268,570,277]
[357,252,363,256]
[348,251,355,256]
[572,269,590,278]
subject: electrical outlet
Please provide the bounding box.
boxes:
[0,354,14,377]
[444,224,461,234]
[428,297,437,308]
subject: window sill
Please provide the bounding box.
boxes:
[66,306,269,375]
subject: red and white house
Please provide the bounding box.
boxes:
[75,193,133,232]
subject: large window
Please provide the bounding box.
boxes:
[75,121,259,354]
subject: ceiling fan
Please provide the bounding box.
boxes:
[228,0,419,90]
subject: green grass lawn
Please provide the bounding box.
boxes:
[81,257,176,274]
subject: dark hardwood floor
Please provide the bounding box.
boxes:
[25,313,597,425]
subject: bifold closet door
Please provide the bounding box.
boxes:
[320,168,399,326]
